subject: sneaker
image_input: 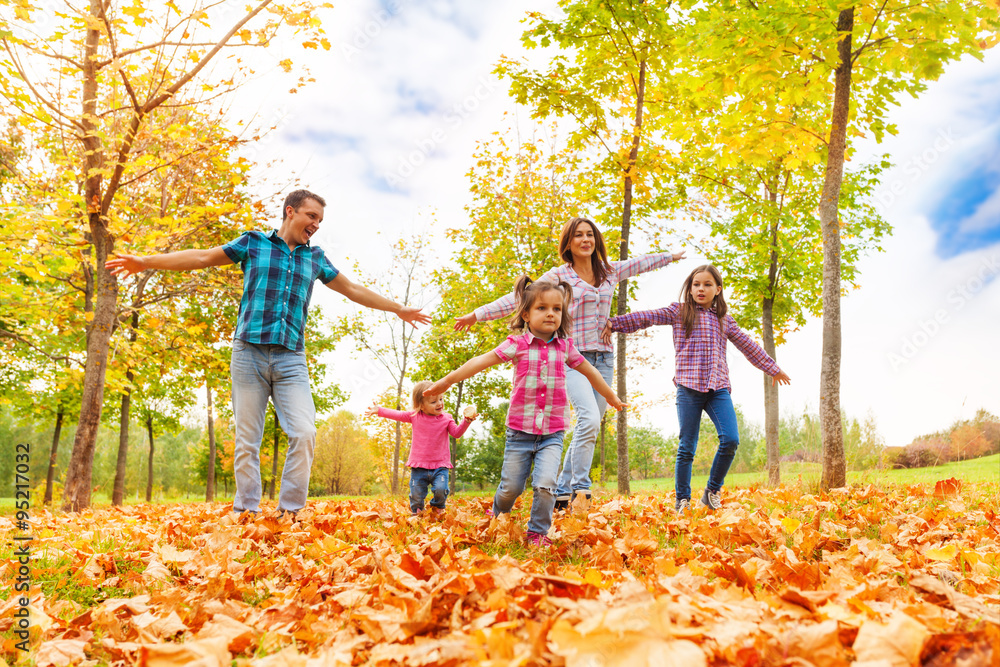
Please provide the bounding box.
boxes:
[675,498,690,514]
[525,531,553,547]
[700,488,722,511]
[276,509,298,522]
[553,498,570,512]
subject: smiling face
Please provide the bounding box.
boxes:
[281,198,324,248]
[420,393,445,416]
[568,220,596,260]
[690,270,723,306]
[523,288,564,338]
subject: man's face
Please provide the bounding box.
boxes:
[285,198,325,246]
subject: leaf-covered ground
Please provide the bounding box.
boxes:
[2,481,999,666]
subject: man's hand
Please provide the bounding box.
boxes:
[398,306,431,328]
[106,254,147,279]
[454,312,477,331]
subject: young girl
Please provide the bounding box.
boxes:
[365,382,476,515]
[603,265,790,513]
[426,276,626,547]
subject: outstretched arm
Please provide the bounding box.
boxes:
[424,351,505,397]
[325,273,431,328]
[106,247,232,278]
[573,359,627,411]
[455,267,560,331]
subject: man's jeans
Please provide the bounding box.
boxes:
[410,467,449,513]
[231,339,316,513]
[493,428,564,535]
[557,350,614,500]
[675,385,740,502]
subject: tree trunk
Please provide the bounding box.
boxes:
[270,406,280,500]
[763,189,781,487]
[63,0,117,512]
[206,382,216,501]
[819,8,853,491]
[599,413,606,485]
[615,55,647,496]
[44,407,64,505]
[450,380,464,495]
[113,309,141,506]
[145,416,154,502]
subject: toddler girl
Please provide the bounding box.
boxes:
[603,264,790,513]
[366,381,475,514]
[426,276,626,547]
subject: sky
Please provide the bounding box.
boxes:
[225,1,1000,448]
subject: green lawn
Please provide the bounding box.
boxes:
[3,454,997,514]
[624,453,1000,494]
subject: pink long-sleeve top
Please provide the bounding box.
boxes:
[376,408,472,469]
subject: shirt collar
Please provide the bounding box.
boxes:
[523,329,560,345]
[266,228,310,250]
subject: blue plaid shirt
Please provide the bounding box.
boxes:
[222,230,339,352]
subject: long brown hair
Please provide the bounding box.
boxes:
[559,217,614,287]
[509,275,574,339]
[679,265,727,338]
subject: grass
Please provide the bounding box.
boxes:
[2,454,996,515]
[625,453,1000,494]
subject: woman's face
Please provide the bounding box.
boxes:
[568,222,596,260]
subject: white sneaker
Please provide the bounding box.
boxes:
[700,488,722,510]
[675,498,690,514]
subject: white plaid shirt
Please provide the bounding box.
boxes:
[474,253,676,352]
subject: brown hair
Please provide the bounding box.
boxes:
[509,275,574,339]
[411,381,434,411]
[679,265,727,338]
[559,217,614,287]
[282,189,327,220]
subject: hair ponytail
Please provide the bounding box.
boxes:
[509,275,574,339]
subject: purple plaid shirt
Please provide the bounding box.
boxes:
[608,303,781,392]
[493,331,585,435]
[474,253,676,352]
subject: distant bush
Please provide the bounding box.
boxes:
[892,409,999,468]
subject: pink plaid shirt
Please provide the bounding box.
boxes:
[492,331,585,435]
[608,303,781,392]
[474,253,676,353]
[376,408,472,469]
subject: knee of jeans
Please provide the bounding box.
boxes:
[533,483,556,498]
[676,447,696,463]
[719,438,740,453]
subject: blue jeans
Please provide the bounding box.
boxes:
[493,429,564,535]
[675,385,740,501]
[230,339,317,513]
[557,350,614,500]
[410,467,449,512]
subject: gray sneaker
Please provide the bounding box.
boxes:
[675,498,690,514]
[700,488,722,510]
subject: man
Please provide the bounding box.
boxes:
[107,189,428,516]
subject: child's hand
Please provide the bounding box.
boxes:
[601,320,614,345]
[607,396,628,412]
[454,312,477,331]
[363,401,380,417]
[462,405,478,422]
[424,379,452,398]
[771,370,791,386]
[670,249,686,262]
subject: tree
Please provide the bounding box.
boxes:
[338,235,431,494]
[499,1,683,494]
[682,1,998,489]
[312,411,376,496]
[0,0,330,511]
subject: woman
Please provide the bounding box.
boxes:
[455,217,685,510]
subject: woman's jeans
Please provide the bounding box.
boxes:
[557,350,614,501]
[410,467,449,512]
[675,384,740,502]
[493,429,564,535]
[230,339,317,514]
